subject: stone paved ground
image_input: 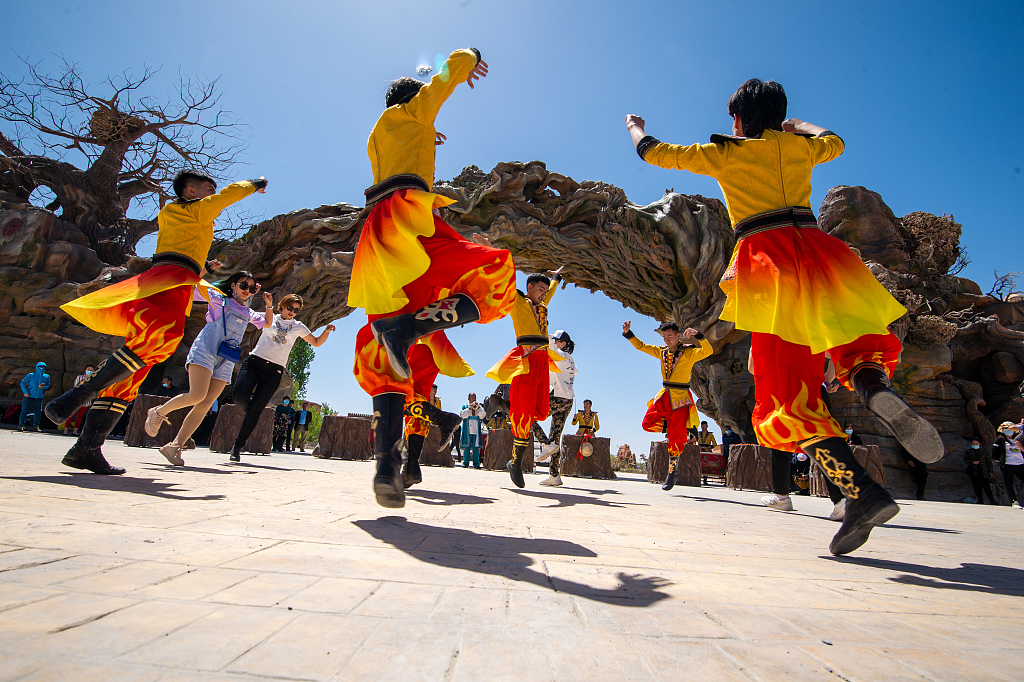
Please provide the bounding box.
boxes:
[0,431,1021,682]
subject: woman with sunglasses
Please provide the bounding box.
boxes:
[229,293,336,461]
[146,270,269,465]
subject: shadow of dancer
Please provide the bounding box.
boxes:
[509,488,648,509]
[2,475,226,501]
[827,556,1024,597]
[353,517,670,606]
[405,490,497,506]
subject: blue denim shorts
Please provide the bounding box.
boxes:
[187,323,238,383]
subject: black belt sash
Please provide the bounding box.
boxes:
[364,173,430,205]
[663,381,690,390]
[152,252,201,276]
[517,335,548,347]
[733,206,817,241]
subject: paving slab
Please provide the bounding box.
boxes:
[0,431,1021,681]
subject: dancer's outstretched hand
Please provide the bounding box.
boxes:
[682,327,699,338]
[207,259,223,271]
[325,324,336,333]
[435,132,447,146]
[623,321,631,334]
[625,114,646,132]
[467,60,488,89]
[254,177,268,193]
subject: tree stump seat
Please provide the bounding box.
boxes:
[209,404,275,454]
[419,424,455,467]
[483,429,534,473]
[725,444,773,492]
[646,441,701,486]
[124,394,193,449]
[558,436,615,479]
[313,415,371,460]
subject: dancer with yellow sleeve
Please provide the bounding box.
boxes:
[626,77,943,555]
[486,271,565,488]
[350,47,516,508]
[624,321,712,491]
[45,171,267,475]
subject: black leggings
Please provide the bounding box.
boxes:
[1002,464,1024,503]
[232,355,284,452]
[970,475,996,504]
[771,449,792,495]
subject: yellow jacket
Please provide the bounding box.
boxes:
[625,330,713,405]
[155,181,257,270]
[640,129,844,227]
[367,49,480,188]
[573,410,600,434]
[511,283,557,347]
[697,430,717,447]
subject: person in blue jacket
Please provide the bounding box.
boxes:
[19,362,51,431]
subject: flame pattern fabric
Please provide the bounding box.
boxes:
[351,191,515,399]
[642,392,695,457]
[720,225,905,354]
[403,345,441,438]
[508,348,551,439]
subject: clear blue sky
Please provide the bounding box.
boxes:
[6,0,1022,451]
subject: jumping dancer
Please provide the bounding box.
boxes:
[486,271,565,488]
[350,47,516,507]
[145,270,269,465]
[46,172,267,474]
[230,294,334,462]
[535,330,578,487]
[626,78,943,554]
[624,321,712,491]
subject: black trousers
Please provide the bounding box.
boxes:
[1002,464,1024,503]
[232,355,284,453]
[771,449,793,495]
[908,464,928,500]
[970,474,996,504]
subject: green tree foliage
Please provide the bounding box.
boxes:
[307,401,338,444]
[286,340,315,400]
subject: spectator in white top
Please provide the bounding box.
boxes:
[995,421,1024,508]
[460,394,486,468]
[536,330,578,487]
[229,294,335,462]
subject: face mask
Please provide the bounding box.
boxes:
[86,370,93,375]
[284,400,290,405]
[845,429,853,435]
[972,445,980,449]
[724,429,731,434]
[1004,430,1014,437]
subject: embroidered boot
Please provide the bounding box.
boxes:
[508,440,528,488]
[372,393,406,508]
[61,398,129,475]
[403,433,424,489]
[371,294,481,379]
[405,400,461,449]
[802,436,900,554]
[851,363,943,463]
[662,456,678,491]
[45,347,144,424]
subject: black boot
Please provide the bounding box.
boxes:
[851,363,943,463]
[508,440,528,488]
[372,393,406,508]
[405,400,460,449]
[61,398,129,475]
[403,433,424,488]
[45,347,144,424]
[662,456,678,491]
[371,294,481,379]
[230,443,241,462]
[829,483,900,555]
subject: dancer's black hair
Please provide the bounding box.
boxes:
[656,322,680,333]
[172,170,216,199]
[215,271,256,298]
[727,78,787,139]
[526,273,551,287]
[386,77,425,108]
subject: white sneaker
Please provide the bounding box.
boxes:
[1015,501,1024,509]
[829,498,846,522]
[761,494,794,511]
[539,475,562,487]
[145,407,170,437]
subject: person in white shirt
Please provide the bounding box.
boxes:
[229,293,335,462]
[996,421,1024,508]
[535,330,577,487]
[460,394,486,468]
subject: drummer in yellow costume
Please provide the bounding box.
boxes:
[623,321,712,491]
[572,400,600,435]
[486,271,564,488]
[626,77,943,555]
[44,171,266,476]
[350,47,516,508]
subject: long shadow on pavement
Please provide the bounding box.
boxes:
[406,489,497,506]
[354,517,670,606]
[827,556,1024,596]
[1,475,226,501]
[509,489,648,509]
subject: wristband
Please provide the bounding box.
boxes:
[250,178,268,190]
[636,135,660,160]
[468,48,482,65]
